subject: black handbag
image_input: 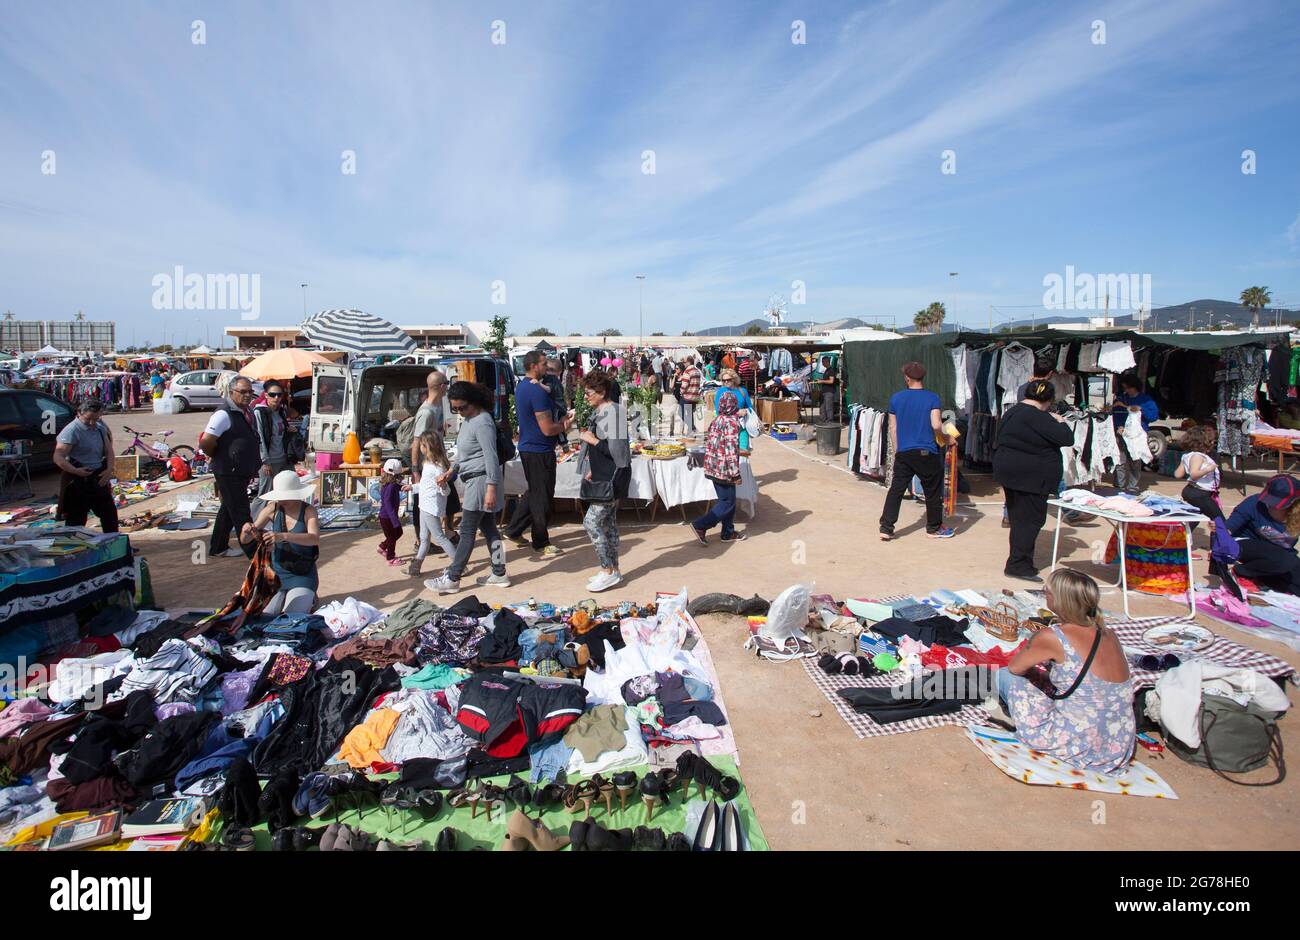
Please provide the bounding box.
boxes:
[1024,628,1101,700]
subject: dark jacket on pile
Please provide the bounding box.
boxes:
[992,403,1074,495]
[252,658,400,776]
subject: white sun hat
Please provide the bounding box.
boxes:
[263,469,316,503]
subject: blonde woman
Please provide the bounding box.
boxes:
[997,569,1135,774]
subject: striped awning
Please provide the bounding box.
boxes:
[300,309,417,357]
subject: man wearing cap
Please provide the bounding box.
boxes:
[53,399,118,533]
[879,361,956,541]
[1228,474,1300,594]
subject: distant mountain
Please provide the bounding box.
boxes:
[950,299,1295,334]
[695,316,870,336]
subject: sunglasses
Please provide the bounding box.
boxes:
[1135,653,1181,672]
[265,392,283,398]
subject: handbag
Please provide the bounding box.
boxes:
[1023,627,1101,700]
[1162,694,1286,785]
[284,428,306,464]
[744,410,762,439]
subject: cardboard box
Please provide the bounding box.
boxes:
[113,455,141,481]
[756,397,799,425]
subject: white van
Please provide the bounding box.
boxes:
[309,354,516,456]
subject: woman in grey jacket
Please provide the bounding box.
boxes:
[577,371,631,592]
[425,382,510,594]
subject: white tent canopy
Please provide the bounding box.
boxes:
[35,344,64,356]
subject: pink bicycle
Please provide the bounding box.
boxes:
[119,426,196,463]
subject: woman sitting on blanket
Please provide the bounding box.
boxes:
[996,569,1135,774]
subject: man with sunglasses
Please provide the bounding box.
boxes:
[200,375,261,559]
[253,380,290,500]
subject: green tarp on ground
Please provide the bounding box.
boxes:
[209,755,768,852]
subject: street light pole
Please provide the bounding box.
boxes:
[636,274,646,347]
[948,272,958,332]
[301,284,308,321]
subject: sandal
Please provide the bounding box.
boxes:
[478,782,506,822]
[639,770,670,822]
[535,782,566,809]
[563,779,599,818]
[589,774,616,816]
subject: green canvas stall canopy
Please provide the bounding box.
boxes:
[844,329,1284,411]
[842,334,959,411]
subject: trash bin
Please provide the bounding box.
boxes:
[815,422,841,456]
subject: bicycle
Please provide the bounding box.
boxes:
[119,426,196,463]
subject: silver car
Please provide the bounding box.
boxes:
[169,369,259,411]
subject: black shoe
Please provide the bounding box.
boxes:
[690,527,708,545]
[1004,570,1042,583]
[720,802,744,851]
[693,800,721,851]
[435,827,459,852]
[720,532,746,542]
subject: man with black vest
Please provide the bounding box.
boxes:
[200,376,262,559]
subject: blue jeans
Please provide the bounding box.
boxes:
[679,401,696,432]
[693,480,737,536]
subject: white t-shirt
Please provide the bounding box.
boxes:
[1180,451,1220,491]
[204,410,232,436]
[418,460,450,515]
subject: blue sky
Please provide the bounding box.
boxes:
[1,0,1298,344]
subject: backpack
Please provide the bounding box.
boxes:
[396,411,420,456]
[168,456,191,482]
[496,424,516,465]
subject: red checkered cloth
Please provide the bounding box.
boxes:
[805,613,1296,741]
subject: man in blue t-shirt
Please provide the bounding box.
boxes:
[1111,372,1160,494]
[505,350,575,557]
[879,361,955,540]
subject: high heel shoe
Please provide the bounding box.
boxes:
[612,771,638,812]
[563,779,598,818]
[677,752,740,802]
[692,800,722,852]
[504,810,570,851]
[589,774,615,816]
[505,775,533,815]
[478,782,506,822]
[535,782,566,810]
[639,770,668,822]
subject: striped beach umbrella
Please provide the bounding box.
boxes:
[300,308,417,357]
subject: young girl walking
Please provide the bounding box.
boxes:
[407,433,458,576]
[377,458,406,565]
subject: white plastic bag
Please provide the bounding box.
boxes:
[745,583,813,661]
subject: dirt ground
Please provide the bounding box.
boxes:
[28,406,1299,850]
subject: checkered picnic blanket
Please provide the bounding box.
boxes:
[808,613,1296,741]
[1113,616,1297,688]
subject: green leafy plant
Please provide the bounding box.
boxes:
[484,315,509,357]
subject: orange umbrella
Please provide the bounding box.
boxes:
[240,347,334,380]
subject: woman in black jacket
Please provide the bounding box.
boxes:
[994,379,1075,582]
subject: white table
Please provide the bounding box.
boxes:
[1048,498,1208,620]
[476,454,758,518]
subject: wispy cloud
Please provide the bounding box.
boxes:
[0,0,1297,338]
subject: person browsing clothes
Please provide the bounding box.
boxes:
[879,361,955,541]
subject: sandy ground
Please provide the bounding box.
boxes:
[25,405,1299,850]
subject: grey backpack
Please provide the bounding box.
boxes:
[1163,694,1285,785]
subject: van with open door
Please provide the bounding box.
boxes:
[309,355,516,457]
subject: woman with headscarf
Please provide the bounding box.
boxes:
[690,391,747,544]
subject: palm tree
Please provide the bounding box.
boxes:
[1241,286,1271,330]
[913,309,932,333]
[926,301,946,333]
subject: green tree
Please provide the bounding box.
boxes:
[743,324,767,337]
[925,301,946,333]
[484,315,509,357]
[597,328,623,337]
[1241,286,1271,330]
[528,327,555,336]
[650,331,665,336]
[912,309,932,333]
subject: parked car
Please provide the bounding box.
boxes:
[168,370,260,412]
[0,388,76,471]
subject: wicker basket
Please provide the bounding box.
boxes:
[957,602,1022,642]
